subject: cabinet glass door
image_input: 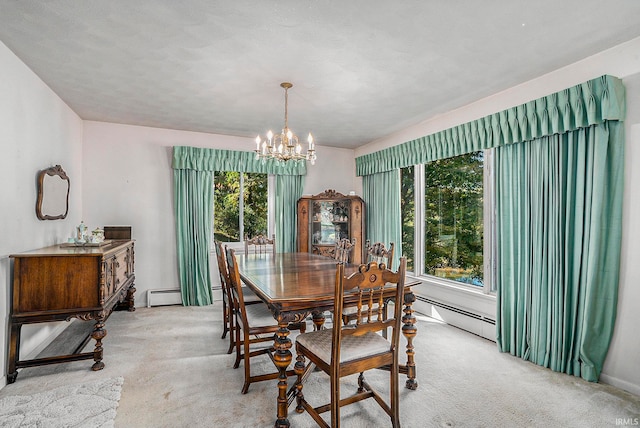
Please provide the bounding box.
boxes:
[311,201,350,245]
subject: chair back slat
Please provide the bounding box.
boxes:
[244,234,276,256]
[334,238,356,263]
[365,240,395,270]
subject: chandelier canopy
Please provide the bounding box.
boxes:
[254,82,316,165]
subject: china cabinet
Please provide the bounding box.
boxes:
[297,190,365,263]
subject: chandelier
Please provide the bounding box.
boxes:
[254,82,316,165]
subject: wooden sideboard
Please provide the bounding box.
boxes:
[7,239,136,383]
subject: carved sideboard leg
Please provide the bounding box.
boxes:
[7,322,21,383]
[402,291,418,390]
[91,317,107,371]
[126,285,136,311]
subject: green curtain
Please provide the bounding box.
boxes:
[355,75,625,176]
[275,174,304,253]
[363,169,402,269]
[495,121,624,382]
[172,146,306,305]
[174,168,214,306]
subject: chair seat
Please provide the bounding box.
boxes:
[241,302,278,329]
[242,286,262,303]
[296,328,390,364]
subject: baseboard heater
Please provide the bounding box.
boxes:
[147,289,182,307]
[415,295,496,325]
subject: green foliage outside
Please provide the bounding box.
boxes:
[214,171,268,242]
[401,153,484,285]
[401,166,415,271]
[424,152,484,285]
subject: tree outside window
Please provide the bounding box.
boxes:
[214,171,268,242]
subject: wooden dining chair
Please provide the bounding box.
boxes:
[333,238,356,263]
[225,246,296,394]
[214,241,261,354]
[294,258,407,428]
[342,241,396,326]
[244,233,276,256]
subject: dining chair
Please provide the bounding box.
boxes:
[333,238,356,263]
[225,246,296,394]
[294,258,407,427]
[214,241,262,354]
[342,241,395,326]
[244,233,276,256]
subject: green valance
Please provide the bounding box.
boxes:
[172,146,307,176]
[356,75,625,176]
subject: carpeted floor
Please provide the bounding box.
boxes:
[0,376,123,428]
[1,303,638,427]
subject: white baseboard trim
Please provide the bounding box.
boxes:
[599,373,640,397]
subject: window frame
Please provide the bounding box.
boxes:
[406,149,495,295]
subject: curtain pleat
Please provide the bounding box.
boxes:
[363,170,402,268]
[174,168,214,306]
[173,146,306,176]
[356,75,625,176]
[495,122,624,381]
[275,174,304,253]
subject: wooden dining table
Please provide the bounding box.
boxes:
[236,252,420,428]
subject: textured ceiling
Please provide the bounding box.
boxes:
[1,1,640,149]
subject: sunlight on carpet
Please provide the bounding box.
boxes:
[0,377,123,428]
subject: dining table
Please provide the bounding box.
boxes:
[236,252,420,428]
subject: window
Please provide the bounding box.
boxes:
[401,151,492,293]
[401,166,415,272]
[213,171,270,242]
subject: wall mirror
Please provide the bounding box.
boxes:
[36,165,70,220]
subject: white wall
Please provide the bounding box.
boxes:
[0,41,84,387]
[355,37,640,396]
[82,122,357,306]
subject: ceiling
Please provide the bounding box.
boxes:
[1,1,640,149]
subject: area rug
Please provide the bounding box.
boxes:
[0,377,123,428]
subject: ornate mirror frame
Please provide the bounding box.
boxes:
[36,165,70,220]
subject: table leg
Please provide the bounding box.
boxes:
[402,291,418,390]
[273,318,292,427]
[311,311,326,331]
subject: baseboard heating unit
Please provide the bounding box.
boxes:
[147,289,182,307]
[415,295,496,341]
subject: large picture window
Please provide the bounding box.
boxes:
[401,151,489,292]
[214,171,268,242]
[424,152,484,286]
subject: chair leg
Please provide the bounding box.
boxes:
[221,299,228,339]
[227,307,236,354]
[330,372,340,428]
[241,332,251,394]
[233,320,242,369]
[294,354,306,413]
[391,360,400,427]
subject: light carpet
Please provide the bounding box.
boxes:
[1,305,638,427]
[0,376,123,428]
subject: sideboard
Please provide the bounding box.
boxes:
[7,239,136,383]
